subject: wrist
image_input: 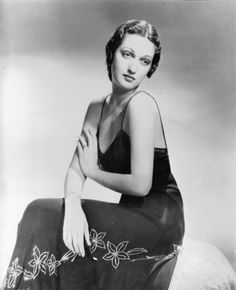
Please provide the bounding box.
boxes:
[65,192,82,201]
[65,194,82,208]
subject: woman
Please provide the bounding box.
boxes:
[2,19,184,290]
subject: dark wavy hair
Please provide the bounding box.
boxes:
[105,19,161,81]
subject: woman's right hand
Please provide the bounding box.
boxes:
[63,196,91,257]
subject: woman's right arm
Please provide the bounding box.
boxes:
[63,148,89,256]
[63,98,103,256]
[64,149,85,199]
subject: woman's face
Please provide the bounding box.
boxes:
[111,33,155,92]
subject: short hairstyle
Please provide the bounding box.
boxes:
[105,19,161,81]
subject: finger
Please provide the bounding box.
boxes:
[65,235,74,252]
[87,134,93,148]
[82,129,88,140]
[72,236,81,255]
[78,237,85,257]
[63,229,71,250]
[88,129,96,147]
[83,129,91,147]
[78,136,87,148]
[69,237,76,253]
[77,140,83,155]
[80,130,87,142]
[84,224,91,247]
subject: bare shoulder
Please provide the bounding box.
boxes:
[83,95,108,131]
[123,91,162,134]
[126,91,159,118]
[87,96,105,113]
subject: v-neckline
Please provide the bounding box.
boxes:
[96,90,169,156]
[97,93,129,155]
[97,127,129,156]
[97,128,168,157]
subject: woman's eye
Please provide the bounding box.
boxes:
[122,51,131,58]
[142,59,151,66]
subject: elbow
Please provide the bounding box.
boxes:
[134,180,152,197]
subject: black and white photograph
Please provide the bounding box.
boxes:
[0,1,236,289]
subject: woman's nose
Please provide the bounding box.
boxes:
[127,61,137,75]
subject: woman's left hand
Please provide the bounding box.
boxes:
[77,129,98,178]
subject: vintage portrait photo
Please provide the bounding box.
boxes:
[0,1,235,289]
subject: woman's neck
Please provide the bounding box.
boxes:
[110,85,139,108]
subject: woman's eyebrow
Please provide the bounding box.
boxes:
[142,55,152,59]
[121,47,134,52]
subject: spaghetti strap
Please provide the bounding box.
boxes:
[97,94,110,132]
[146,92,168,150]
[121,90,168,149]
[120,93,137,129]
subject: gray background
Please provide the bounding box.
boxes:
[0,0,235,278]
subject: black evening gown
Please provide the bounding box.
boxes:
[2,92,185,290]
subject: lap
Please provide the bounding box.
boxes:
[4,198,182,290]
[23,198,176,255]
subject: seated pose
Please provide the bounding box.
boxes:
[2,19,185,290]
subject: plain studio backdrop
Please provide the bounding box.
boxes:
[0,0,235,281]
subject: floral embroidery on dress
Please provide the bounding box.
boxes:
[89,228,106,253]
[102,240,147,269]
[2,228,182,289]
[5,258,23,288]
[2,247,80,288]
[27,246,48,277]
[103,241,130,268]
[47,254,61,276]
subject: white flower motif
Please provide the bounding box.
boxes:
[103,241,130,269]
[90,228,106,253]
[28,245,49,277]
[7,258,23,288]
[47,254,61,276]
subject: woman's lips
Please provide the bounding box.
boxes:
[123,74,135,82]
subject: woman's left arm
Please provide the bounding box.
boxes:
[78,94,157,197]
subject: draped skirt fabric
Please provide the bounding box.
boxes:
[2,197,183,290]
